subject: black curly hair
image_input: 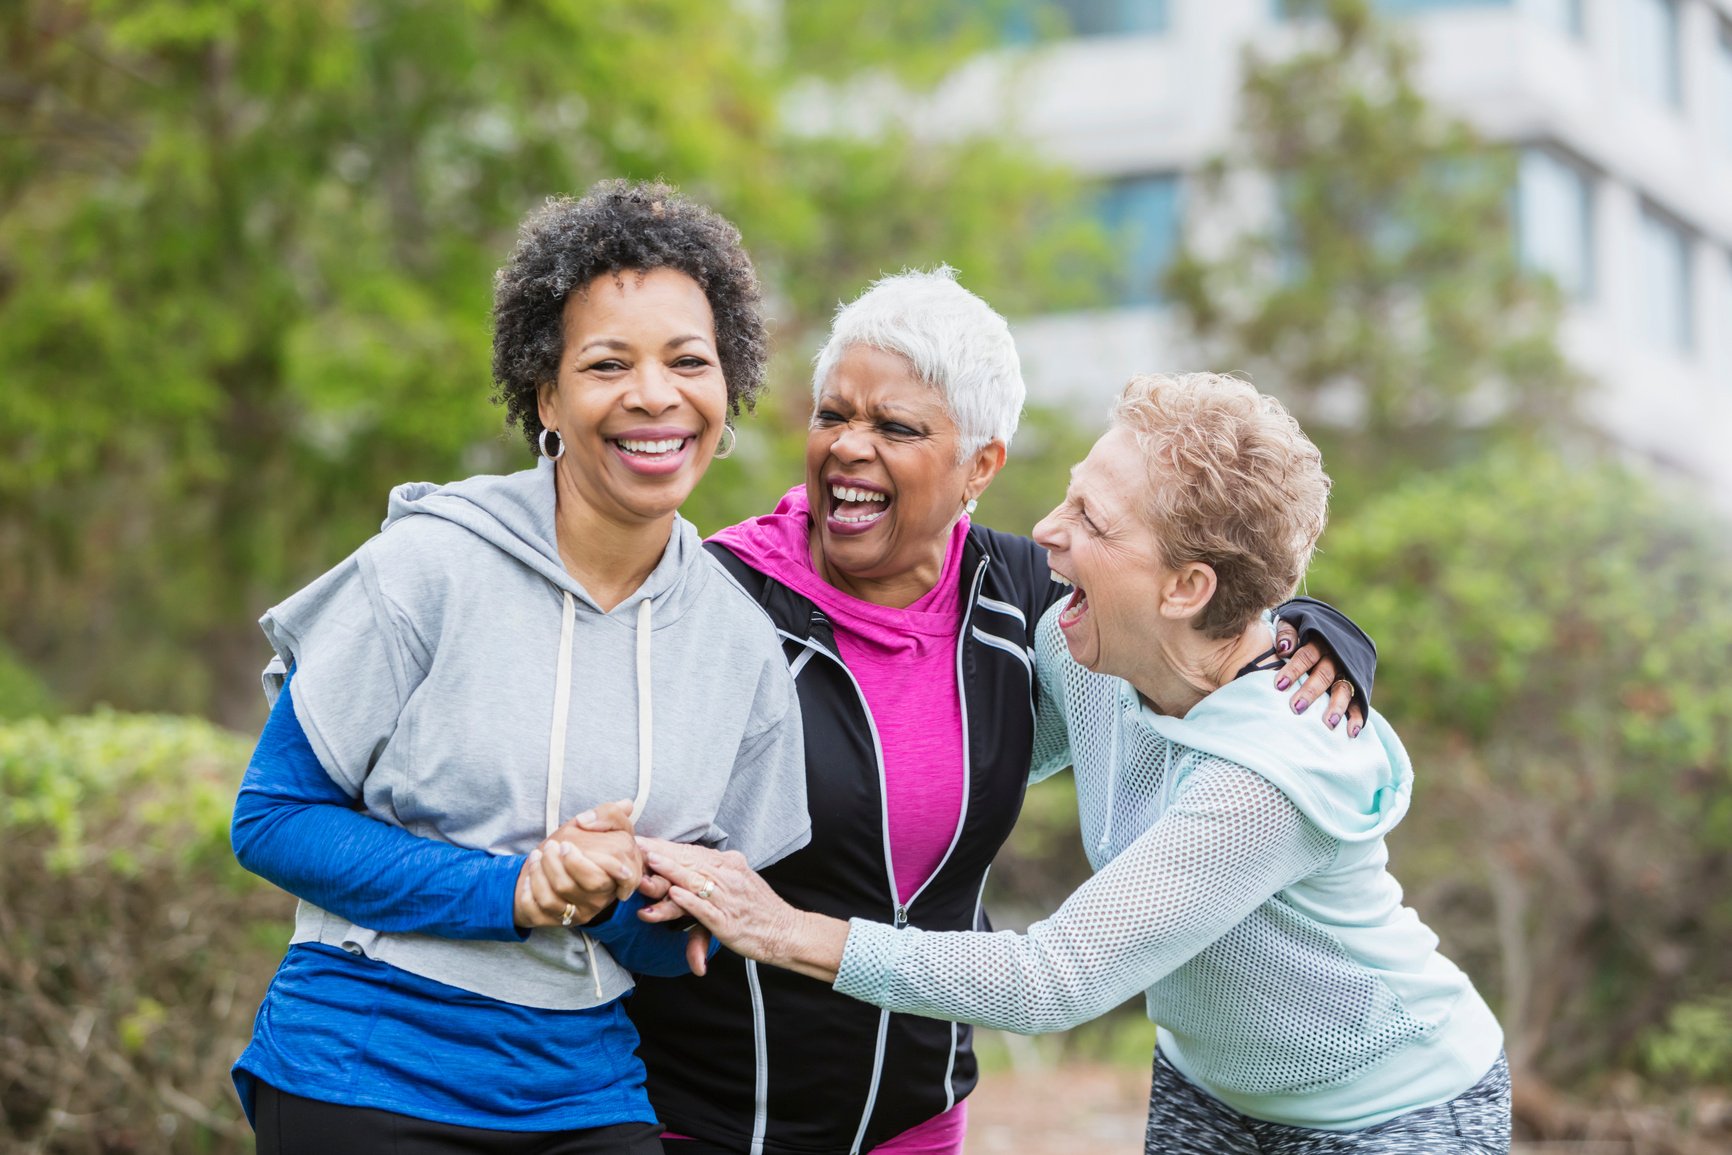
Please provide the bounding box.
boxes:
[490,179,768,452]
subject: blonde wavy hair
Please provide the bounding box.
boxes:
[1112,372,1332,638]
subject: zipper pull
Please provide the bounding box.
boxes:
[894,904,909,928]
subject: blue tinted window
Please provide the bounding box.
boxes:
[1529,0,1586,38]
[1623,0,1682,108]
[998,0,1168,40]
[1637,205,1692,355]
[1052,0,1170,36]
[1517,148,1594,300]
[1716,20,1732,153]
[1098,175,1183,305]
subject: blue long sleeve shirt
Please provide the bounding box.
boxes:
[230,674,701,1130]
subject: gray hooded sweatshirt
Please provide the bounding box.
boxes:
[259,459,810,1010]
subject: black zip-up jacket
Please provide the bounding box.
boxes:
[630,525,1059,1155]
[628,532,1375,1155]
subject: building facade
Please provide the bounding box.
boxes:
[980,0,1732,500]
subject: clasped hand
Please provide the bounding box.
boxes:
[548,808,808,978]
[519,804,722,976]
[512,800,643,930]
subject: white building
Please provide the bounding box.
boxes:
[973,0,1732,500]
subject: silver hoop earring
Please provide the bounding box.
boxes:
[538,428,565,460]
[714,425,736,460]
[965,498,979,515]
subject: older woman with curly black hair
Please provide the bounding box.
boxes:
[228,180,812,1155]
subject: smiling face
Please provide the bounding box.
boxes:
[1032,425,1179,680]
[804,344,1004,607]
[536,268,727,531]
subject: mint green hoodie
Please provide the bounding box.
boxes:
[835,607,1501,1130]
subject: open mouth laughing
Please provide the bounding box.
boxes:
[1053,570,1089,629]
[826,477,891,535]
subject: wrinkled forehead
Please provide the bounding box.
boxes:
[1076,425,1150,487]
[817,345,955,417]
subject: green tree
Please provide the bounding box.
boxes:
[1308,448,1732,1111]
[0,0,1103,724]
[1164,0,1581,476]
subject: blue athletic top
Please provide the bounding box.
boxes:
[231,675,696,1131]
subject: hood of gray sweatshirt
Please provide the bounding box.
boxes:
[260,460,810,1010]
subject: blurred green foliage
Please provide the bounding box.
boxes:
[0,639,58,720]
[0,0,1105,726]
[1305,447,1732,1090]
[0,711,286,1151]
[1645,997,1732,1087]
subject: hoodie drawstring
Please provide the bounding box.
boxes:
[545,590,655,999]
[630,597,653,823]
[545,592,578,837]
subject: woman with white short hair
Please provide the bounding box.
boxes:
[622,290,1370,1154]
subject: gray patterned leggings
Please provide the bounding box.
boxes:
[1144,1051,1512,1154]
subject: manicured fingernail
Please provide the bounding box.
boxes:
[1349,723,1362,738]
[1293,697,1309,714]
[1277,637,1293,655]
[1275,676,1292,691]
[1328,712,1341,728]
[577,810,596,825]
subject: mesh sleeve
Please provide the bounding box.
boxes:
[1028,605,1073,784]
[834,760,1336,1035]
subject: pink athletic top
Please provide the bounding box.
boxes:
[664,1101,966,1151]
[709,486,970,905]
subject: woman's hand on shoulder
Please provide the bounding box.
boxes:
[513,800,643,930]
[1272,620,1365,737]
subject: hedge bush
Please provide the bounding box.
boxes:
[1,711,286,1153]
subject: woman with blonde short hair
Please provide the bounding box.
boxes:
[640,372,1510,1154]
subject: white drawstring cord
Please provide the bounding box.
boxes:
[544,591,655,999]
[544,591,604,998]
[630,597,653,823]
[545,592,577,837]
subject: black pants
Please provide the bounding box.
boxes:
[254,1083,665,1155]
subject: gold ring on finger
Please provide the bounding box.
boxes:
[560,902,578,927]
[693,876,715,901]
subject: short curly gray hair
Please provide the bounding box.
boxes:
[490,179,768,452]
